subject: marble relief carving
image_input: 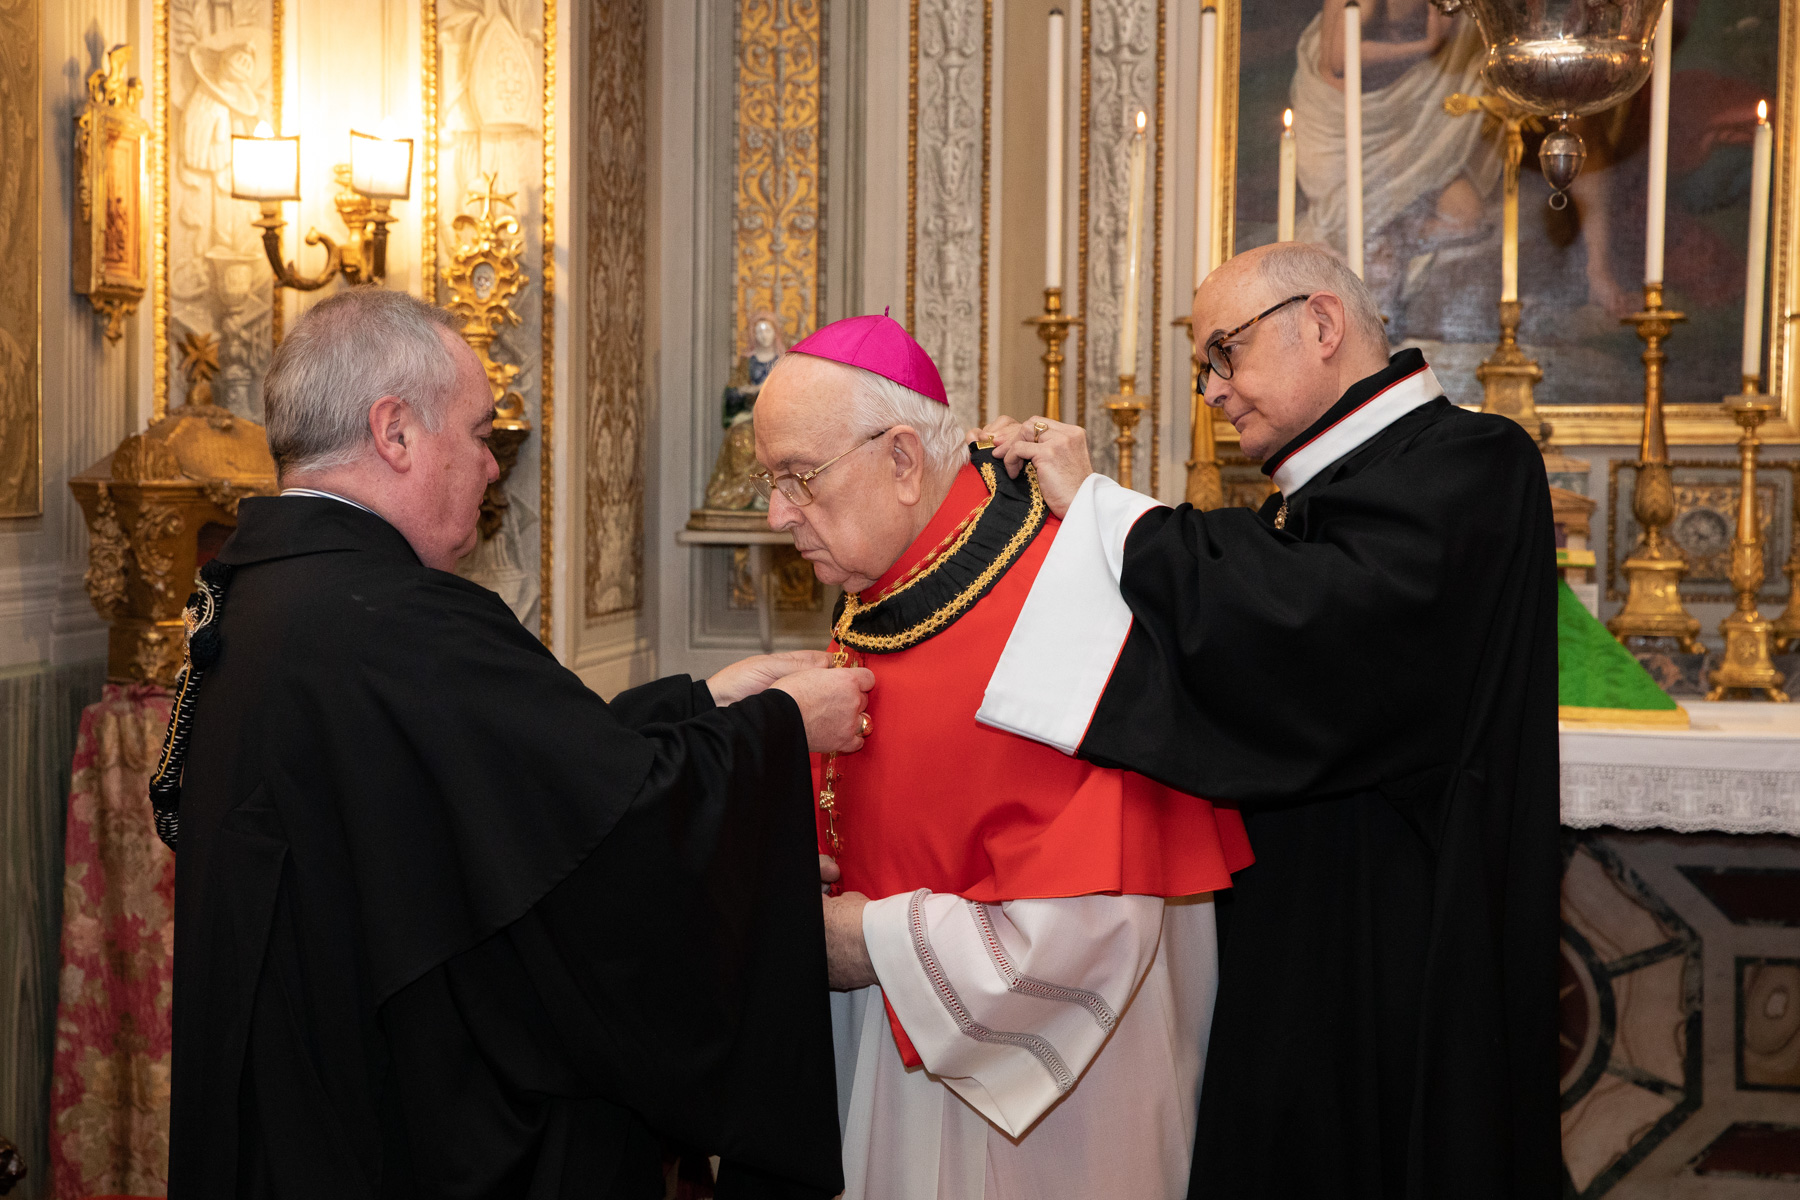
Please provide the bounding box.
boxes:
[584,0,647,620]
[166,0,275,419]
[734,0,823,351]
[909,0,988,429]
[1081,0,1160,487]
[0,0,40,517]
[434,0,547,627]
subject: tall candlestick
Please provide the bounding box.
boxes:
[1194,4,1218,283]
[1045,9,1066,289]
[1278,109,1297,242]
[1744,99,1774,387]
[1644,2,1673,284]
[1119,110,1149,377]
[1343,1,1364,277]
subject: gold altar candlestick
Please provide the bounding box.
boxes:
[1173,315,1222,510]
[1105,374,1147,487]
[1607,283,1702,651]
[1025,286,1079,421]
[1707,395,1788,700]
[1445,96,1549,442]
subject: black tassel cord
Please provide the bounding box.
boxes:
[148,558,234,852]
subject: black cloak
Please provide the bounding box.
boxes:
[167,497,842,1199]
[1067,352,1562,1197]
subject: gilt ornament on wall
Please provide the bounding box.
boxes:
[444,173,533,539]
[74,45,150,344]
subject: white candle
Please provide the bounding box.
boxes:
[1743,100,1774,384]
[1343,2,1364,277]
[1045,9,1066,289]
[1502,125,1519,303]
[1645,2,1673,284]
[1194,4,1218,284]
[1278,109,1297,242]
[1119,110,1149,377]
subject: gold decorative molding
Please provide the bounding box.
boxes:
[1150,0,1165,495]
[734,0,824,353]
[541,0,557,646]
[151,0,168,419]
[584,0,648,620]
[421,0,439,301]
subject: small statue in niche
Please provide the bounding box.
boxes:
[703,310,786,511]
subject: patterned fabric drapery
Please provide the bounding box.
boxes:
[49,684,173,1200]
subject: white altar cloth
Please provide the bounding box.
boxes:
[1560,701,1800,836]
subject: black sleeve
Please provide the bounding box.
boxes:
[1081,414,1555,806]
[605,673,716,730]
[379,688,841,1200]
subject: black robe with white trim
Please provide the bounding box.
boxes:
[979,350,1562,1200]
[167,497,842,1200]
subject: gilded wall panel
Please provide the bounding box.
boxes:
[735,0,823,352]
[908,0,989,428]
[584,0,647,619]
[161,0,277,418]
[1079,0,1162,489]
[431,0,550,632]
[0,0,40,517]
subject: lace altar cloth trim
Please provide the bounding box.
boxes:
[1560,724,1800,836]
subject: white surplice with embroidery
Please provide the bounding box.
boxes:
[830,892,1219,1200]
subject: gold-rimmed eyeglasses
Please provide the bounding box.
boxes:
[751,427,894,506]
[1193,293,1312,400]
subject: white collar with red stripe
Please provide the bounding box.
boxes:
[1262,353,1446,498]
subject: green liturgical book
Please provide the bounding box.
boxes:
[1555,578,1687,726]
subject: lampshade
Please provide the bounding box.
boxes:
[349,130,413,200]
[230,131,300,202]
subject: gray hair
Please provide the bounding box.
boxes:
[771,354,968,486]
[263,287,464,475]
[1254,241,1388,355]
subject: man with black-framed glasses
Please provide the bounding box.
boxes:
[978,241,1561,1200]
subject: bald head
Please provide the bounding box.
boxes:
[1193,242,1392,460]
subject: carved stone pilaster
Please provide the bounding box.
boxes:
[910,0,990,428]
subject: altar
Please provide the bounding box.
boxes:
[1563,702,1800,837]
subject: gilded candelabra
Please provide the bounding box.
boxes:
[1607,283,1702,651]
[444,174,533,538]
[1706,395,1788,700]
[1024,287,1080,421]
[1173,316,1222,510]
[1105,376,1147,488]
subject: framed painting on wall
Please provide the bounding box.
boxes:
[1216,0,1800,444]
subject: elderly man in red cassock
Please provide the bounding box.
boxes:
[752,314,1253,1199]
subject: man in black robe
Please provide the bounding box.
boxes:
[977,241,1561,1199]
[161,287,872,1199]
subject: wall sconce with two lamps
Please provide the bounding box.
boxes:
[229,124,413,289]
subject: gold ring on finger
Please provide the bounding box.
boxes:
[858,712,873,738]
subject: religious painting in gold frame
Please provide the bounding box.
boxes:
[1210,0,1800,445]
[0,0,40,518]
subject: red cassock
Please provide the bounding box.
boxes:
[815,461,1252,904]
